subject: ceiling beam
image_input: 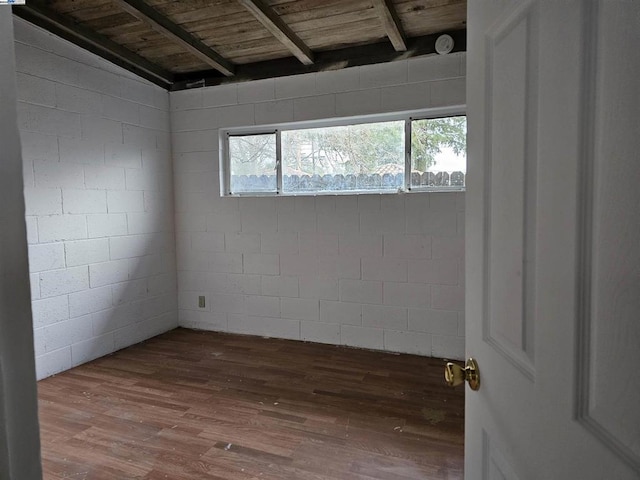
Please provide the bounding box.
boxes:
[373,0,407,52]
[113,0,235,77]
[237,0,314,65]
[12,1,173,88]
[172,29,466,91]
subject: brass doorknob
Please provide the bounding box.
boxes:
[444,358,480,391]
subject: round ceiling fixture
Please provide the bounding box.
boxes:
[435,34,454,55]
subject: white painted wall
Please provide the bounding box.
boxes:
[171,54,466,359]
[14,18,178,379]
[0,10,42,480]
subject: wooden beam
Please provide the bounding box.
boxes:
[171,29,467,91]
[12,1,173,89]
[373,0,407,52]
[113,0,235,77]
[237,0,314,65]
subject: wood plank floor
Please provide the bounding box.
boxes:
[37,328,464,480]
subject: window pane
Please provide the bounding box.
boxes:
[229,133,277,193]
[281,121,404,193]
[411,116,467,188]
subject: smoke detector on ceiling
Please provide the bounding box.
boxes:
[435,34,454,55]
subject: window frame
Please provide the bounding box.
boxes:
[220,106,466,197]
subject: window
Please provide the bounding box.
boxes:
[228,133,277,194]
[222,110,466,196]
[410,115,467,189]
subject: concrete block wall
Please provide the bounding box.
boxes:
[14,18,178,379]
[171,53,466,359]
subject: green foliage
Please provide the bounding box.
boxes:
[282,121,404,175]
[411,116,467,172]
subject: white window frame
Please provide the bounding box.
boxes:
[220,106,466,197]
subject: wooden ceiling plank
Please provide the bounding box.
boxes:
[290,10,380,35]
[237,0,314,65]
[275,0,370,22]
[98,20,158,38]
[284,3,377,32]
[47,0,114,16]
[59,4,128,22]
[197,29,278,47]
[154,56,211,73]
[180,14,255,32]
[12,1,173,88]
[298,20,388,51]
[216,41,291,58]
[269,0,346,14]
[400,3,467,36]
[373,0,407,51]
[112,0,236,76]
[155,1,247,22]
[110,29,174,47]
[228,50,295,66]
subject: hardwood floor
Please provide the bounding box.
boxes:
[37,328,464,479]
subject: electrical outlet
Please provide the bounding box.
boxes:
[198,296,206,309]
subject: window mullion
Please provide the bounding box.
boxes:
[404,118,412,191]
[225,132,232,195]
[276,129,282,194]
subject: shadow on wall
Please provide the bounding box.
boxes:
[24,173,179,379]
[14,17,179,378]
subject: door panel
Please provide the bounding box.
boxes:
[482,431,521,480]
[466,0,639,478]
[576,1,640,468]
[484,0,537,375]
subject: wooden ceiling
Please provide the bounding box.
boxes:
[13,0,467,90]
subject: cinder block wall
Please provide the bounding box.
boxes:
[14,18,178,379]
[171,54,466,359]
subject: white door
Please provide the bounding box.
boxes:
[465,0,640,478]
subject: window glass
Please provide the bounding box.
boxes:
[281,121,404,193]
[410,116,467,188]
[228,133,277,193]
